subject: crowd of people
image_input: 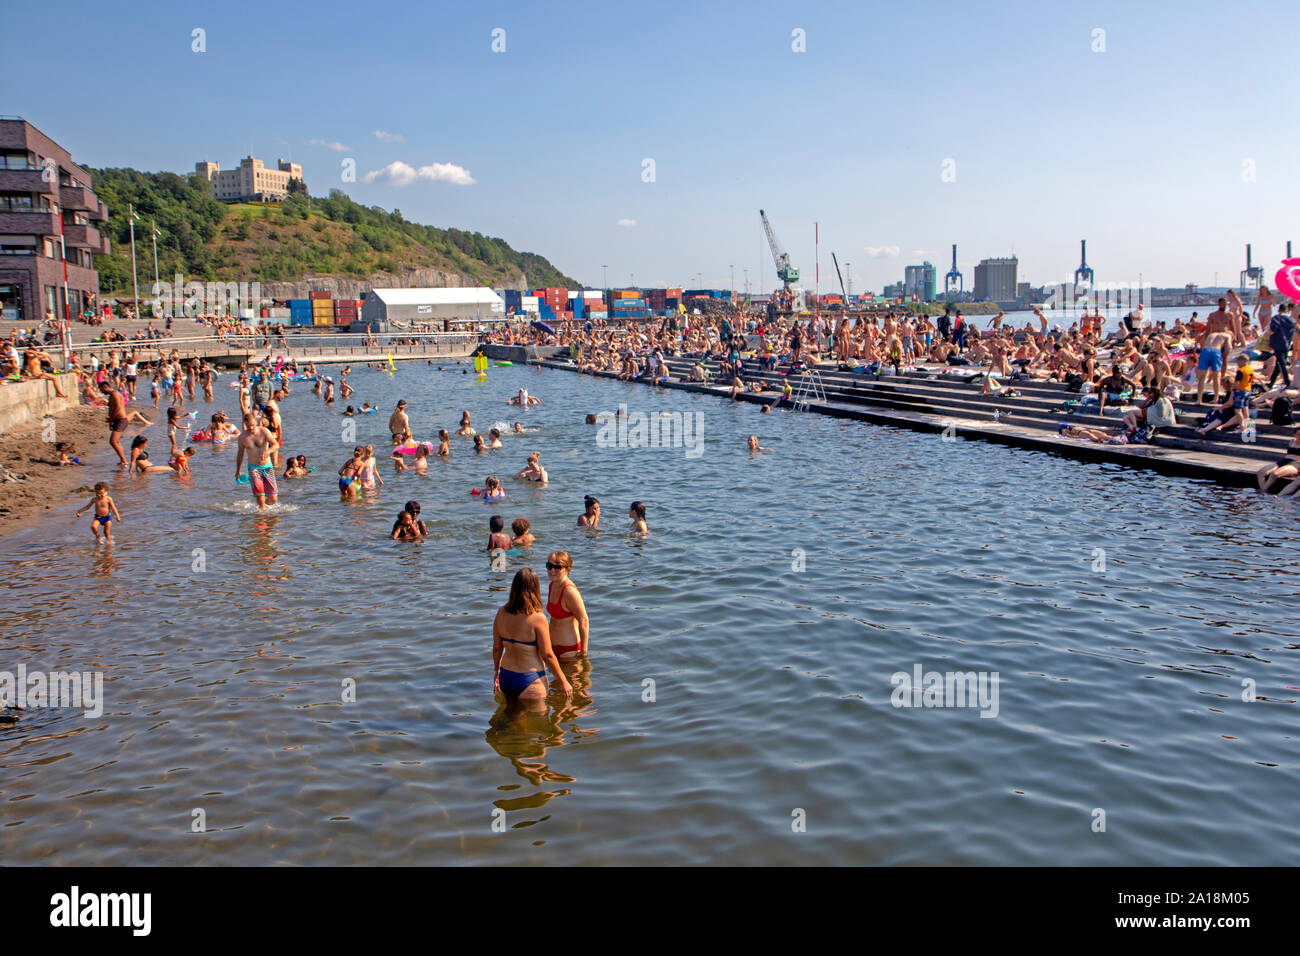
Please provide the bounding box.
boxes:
[46,344,664,707]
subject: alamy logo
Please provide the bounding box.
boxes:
[149,273,261,318]
[594,404,704,459]
[50,886,151,936]
[0,664,103,718]
[890,664,999,718]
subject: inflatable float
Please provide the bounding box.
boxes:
[392,441,436,455]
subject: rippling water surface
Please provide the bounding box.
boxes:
[2,362,1298,865]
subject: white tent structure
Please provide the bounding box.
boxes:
[361,287,505,330]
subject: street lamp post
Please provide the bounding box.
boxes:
[128,203,140,320]
[152,218,161,290]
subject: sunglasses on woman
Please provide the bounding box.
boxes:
[545,562,563,570]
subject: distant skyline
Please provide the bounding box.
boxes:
[8,0,1298,292]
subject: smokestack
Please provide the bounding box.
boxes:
[1246,243,1252,268]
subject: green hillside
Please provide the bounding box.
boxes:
[88,168,577,293]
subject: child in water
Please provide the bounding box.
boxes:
[394,511,421,541]
[487,514,513,551]
[511,517,534,548]
[76,482,121,542]
[629,500,649,534]
[482,475,505,501]
[390,501,428,539]
[437,429,451,456]
[338,447,364,500]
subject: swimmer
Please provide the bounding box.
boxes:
[395,443,431,473]
[358,444,384,490]
[166,406,190,458]
[283,455,310,478]
[390,500,428,539]
[482,475,505,501]
[746,435,769,452]
[585,413,597,425]
[361,402,375,412]
[457,411,476,437]
[393,511,422,541]
[389,400,411,445]
[473,434,488,454]
[516,452,548,485]
[128,435,151,474]
[76,482,121,543]
[487,428,503,449]
[236,411,281,508]
[487,514,513,551]
[545,551,588,661]
[343,405,355,416]
[338,446,364,501]
[437,429,451,457]
[139,447,195,476]
[511,517,534,548]
[577,495,600,527]
[513,421,525,434]
[629,500,649,534]
[493,568,572,701]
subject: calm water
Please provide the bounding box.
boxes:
[2,363,1298,865]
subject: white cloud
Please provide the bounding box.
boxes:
[362,160,476,186]
[911,249,935,258]
[865,245,901,258]
[309,139,350,151]
[373,130,405,143]
[617,218,637,227]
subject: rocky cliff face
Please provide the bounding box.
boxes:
[259,268,529,300]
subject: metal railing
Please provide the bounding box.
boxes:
[68,331,481,362]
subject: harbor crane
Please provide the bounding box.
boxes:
[944,244,963,299]
[759,209,804,312]
[831,252,848,307]
[1074,240,1094,298]
[1240,243,1263,295]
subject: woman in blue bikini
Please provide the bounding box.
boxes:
[493,568,572,703]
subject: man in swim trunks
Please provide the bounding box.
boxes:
[389,400,411,445]
[1196,328,1232,406]
[1201,298,1232,348]
[100,382,150,467]
[235,411,281,508]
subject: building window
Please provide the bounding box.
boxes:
[0,192,35,210]
[0,284,26,321]
[0,243,37,255]
[0,150,37,170]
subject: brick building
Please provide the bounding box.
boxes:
[0,117,110,323]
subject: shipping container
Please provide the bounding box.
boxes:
[309,291,331,300]
[583,290,603,299]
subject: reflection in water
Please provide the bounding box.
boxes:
[241,513,290,587]
[484,659,597,825]
[89,546,121,579]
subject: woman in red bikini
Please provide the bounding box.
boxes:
[545,551,589,661]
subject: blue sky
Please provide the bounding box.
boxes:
[9,0,1299,292]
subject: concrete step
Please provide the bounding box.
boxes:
[657,358,1292,464]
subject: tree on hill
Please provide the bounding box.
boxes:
[88,168,577,291]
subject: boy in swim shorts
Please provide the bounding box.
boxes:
[76,482,121,543]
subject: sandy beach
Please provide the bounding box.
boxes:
[0,403,120,536]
